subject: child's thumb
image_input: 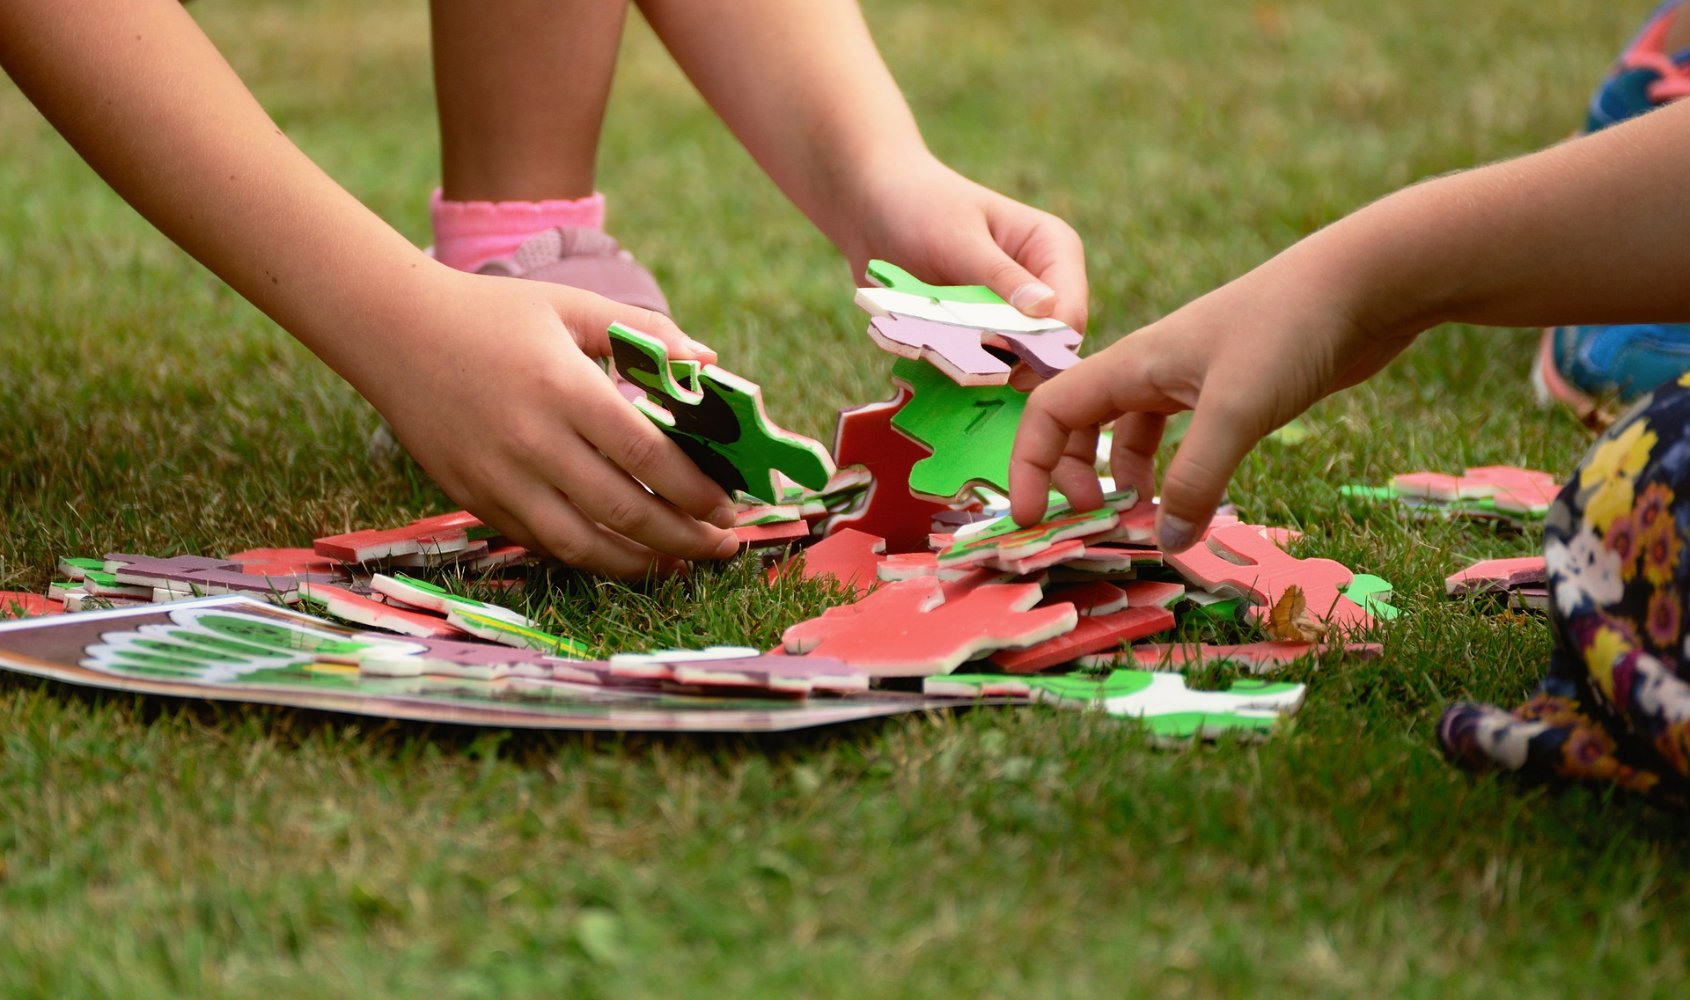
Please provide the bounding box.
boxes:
[1152,404,1255,552]
[961,249,1059,320]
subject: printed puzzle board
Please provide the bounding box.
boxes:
[0,596,960,733]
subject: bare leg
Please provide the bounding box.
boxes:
[430,0,629,202]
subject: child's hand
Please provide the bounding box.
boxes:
[846,155,1089,333]
[359,269,740,579]
[1008,250,1418,550]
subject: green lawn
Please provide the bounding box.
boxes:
[3,0,1685,996]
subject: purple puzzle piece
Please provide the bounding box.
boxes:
[668,654,869,695]
[867,314,1013,386]
[987,328,1083,379]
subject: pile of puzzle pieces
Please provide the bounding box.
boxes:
[0,261,1418,744]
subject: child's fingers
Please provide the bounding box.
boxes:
[1013,219,1090,333]
[542,285,717,363]
[501,476,689,579]
[1110,411,1166,503]
[1009,365,1123,525]
[572,377,740,533]
[1152,397,1259,552]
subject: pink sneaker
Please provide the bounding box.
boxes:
[474,227,670,316]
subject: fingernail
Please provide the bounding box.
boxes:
[683,337,716,357]
[1158,514,1198,552]
[1009,282,1056,315]
[708,505,737,530]
[714,534,742,559]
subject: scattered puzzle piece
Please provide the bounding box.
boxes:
[608,646,869,697]
[1445,555,1547,596]
[609,323,835,503]
[444,607,591,658]
[0,592,64,618]
[1341,573,1400,619]
[1391,465,1559,515]
[924,669,1305,745]
[889,357,1026,501]
[1165,521,1368,632]
[935,490,1137,568]
[297,581,468,639]
[781,576,1077,677]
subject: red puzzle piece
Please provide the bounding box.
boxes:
[0,592,65,618]
[775,528,885,597]
[781,576,1078,677]
[989,605,1175,674]
[827,387,952,553]
[1165,521,1368,631]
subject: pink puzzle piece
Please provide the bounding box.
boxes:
[1391,465,1560,514]
[1445,555,1548,596]
[986,327,1083,379]
[867,314,1013,385]
[1165,521,1368,632]
[989,605,1175,674]
[781,576,1078,677]
[828,387,952,553]
[777,528,885,597]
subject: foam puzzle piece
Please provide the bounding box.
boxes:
[989,605,1175,673]
[1445,555,1547,596]
[444,607,591,658]
[314,521,471,565]
[986,328,1084,379]
[56,557,105,581]
[781,576,1078,677]
[1341,573,1399,619]
[225,548,342,577]
[889,357,1026,501]
[108,555,329,604]
[608,646,869,696]
[609,323,835,503]
[827,385,952,552]
[865,259,1004,304]
[1098,640,1386,674]
[1390,465,1560,515]
[296,581,468,639]
[357,636,560,681]
[936,489,1138,569]
[734,520,811,548]
[0,592,65,618]
[1043,581,1132,617]
[924,669,1305,744]
[868,314,1014,385]
[1165,521,1368,632]
[1121,579,1187,608]
[855,287,1070,334]
[79,570,157,600]
[775,528,885,599]
[387,539,491,569]
[368,573,529,624]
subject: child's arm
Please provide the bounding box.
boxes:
[0,0,738,577]
[635,0,1088,331]
[1009,99,1690,550]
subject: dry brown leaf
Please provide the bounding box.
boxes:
[1263,584,1329,642]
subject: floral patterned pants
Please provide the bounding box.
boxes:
[1439,376,1690,802]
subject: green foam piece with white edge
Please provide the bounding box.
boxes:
[865,259,1004,305]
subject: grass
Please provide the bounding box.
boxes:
[1,0,1684,995]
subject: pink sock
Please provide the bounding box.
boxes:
[429,189,606,272]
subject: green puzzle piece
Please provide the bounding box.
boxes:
[889,357,1026,501]
[1341,573,1399,620]
[865,259,1005,305]
[610,324,833,504]
[940,669,1304,742]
